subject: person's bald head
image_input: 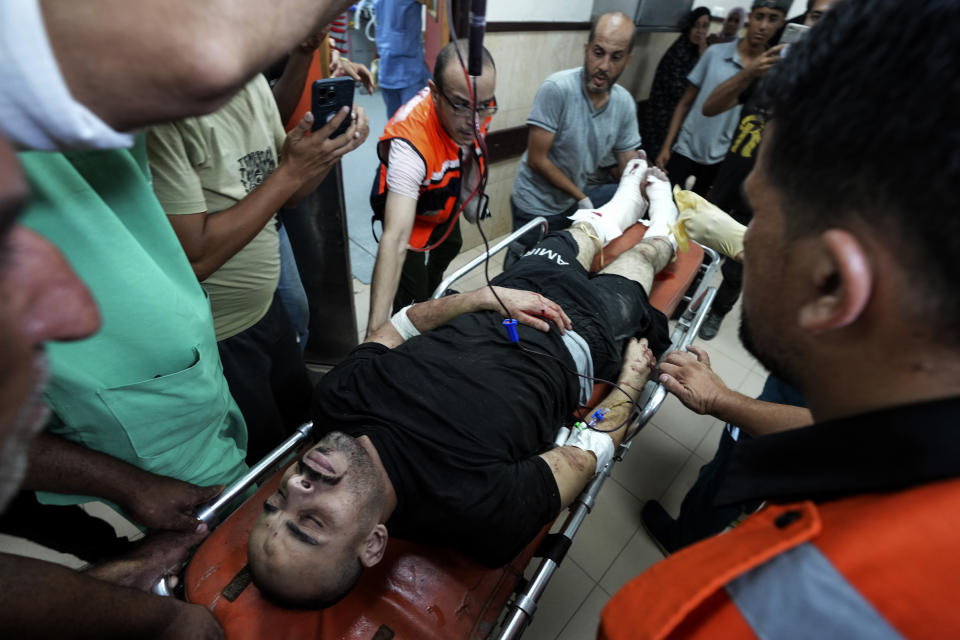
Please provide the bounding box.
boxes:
[589,12,637,53]
[583,12,636,95]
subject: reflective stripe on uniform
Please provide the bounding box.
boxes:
[725,541,905,640]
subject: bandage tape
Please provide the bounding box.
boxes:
[564,427,615,475]
[389,305,420,341]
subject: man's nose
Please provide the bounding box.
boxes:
[287,472,320,498]
[3,226,100,346]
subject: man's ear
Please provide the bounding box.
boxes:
[797,229,872,333]
[358,524,388,568]
[428,79,438,103]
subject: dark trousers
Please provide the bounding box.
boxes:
[674,376,806,548]
[711,204,753,318]
[665,152,721,197]
[394,217,462,310]
[676,428,760,547]
[218,294,312,464]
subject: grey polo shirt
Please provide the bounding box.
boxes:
[673,40,744,165]
[512,67,642,217]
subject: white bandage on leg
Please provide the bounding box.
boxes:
[564,427,615,475]
[389,305,420,341]
[644,172,679,250]
[568,156,650,246]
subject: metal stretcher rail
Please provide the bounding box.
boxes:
[426,220,721,639]
[431,217,549,299]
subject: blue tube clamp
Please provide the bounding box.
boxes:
[502,318,519,342]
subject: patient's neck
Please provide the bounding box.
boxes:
[357,435,397,520]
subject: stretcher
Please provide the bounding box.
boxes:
[172,217,720,639]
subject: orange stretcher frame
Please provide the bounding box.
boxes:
[179,217,720,639]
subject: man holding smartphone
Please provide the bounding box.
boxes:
[655,0,790,196]
[695,0,840,340]
[366,40,496,337]
[147,75,369,463]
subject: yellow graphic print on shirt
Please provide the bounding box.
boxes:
[730,115,765,159]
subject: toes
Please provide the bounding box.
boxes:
[645,166,669,183]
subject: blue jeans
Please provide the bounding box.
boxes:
[276,224,309,352]
[382,82,428,119]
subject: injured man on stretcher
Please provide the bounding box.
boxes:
[245,156,738,608]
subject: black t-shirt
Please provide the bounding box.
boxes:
[313,232,670,566]
[708,80,768,222]
[313,312,576,567]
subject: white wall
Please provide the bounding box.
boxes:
[487,0,592,22]
[693,0,806,20]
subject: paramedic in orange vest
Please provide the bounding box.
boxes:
[600,0,960,637]
[366,39,496,336]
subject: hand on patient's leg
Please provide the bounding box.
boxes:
[674,187,746,260]
[568,151,650,245]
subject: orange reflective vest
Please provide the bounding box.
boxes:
[370,89,488,249]
[283,40,333,132]
[600,478,960,639]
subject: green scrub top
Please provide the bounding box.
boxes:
[19,136,249,505]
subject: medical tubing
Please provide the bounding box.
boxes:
[444,6,643,434]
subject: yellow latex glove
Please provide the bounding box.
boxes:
[673,186,746,260]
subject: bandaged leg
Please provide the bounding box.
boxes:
[568,153,650,245]
[643,167,679,250]
[674,187,746,260]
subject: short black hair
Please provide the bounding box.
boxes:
[589,12,637,53]
[433,39,495,92]
[759,0,960,329]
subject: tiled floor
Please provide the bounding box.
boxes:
[0,235,764,640]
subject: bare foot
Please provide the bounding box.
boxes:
[619,337,657,393]
[84,526,209,591]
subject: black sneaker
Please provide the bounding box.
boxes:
[640,500,680,555]
[698,311,723,341]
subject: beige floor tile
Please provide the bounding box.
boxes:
[737,370,768,399]
[353,278,370,340]
[520,558,595,640]
[610,425,689,502]
[567,478,643,582]
[659,453,707,518]
[556,585,613,640]
[81,501,143,540]
[599,529,666,595]
[693,348,752,395]
[751,360,770,376]
[694,418,726,461]
[705,336,757,371]
[650,394,715,452]
[0,534,86,570]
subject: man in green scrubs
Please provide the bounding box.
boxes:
[18,137,249,508]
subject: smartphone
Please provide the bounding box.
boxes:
[311,77,354,137]
[779,22,809,45]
